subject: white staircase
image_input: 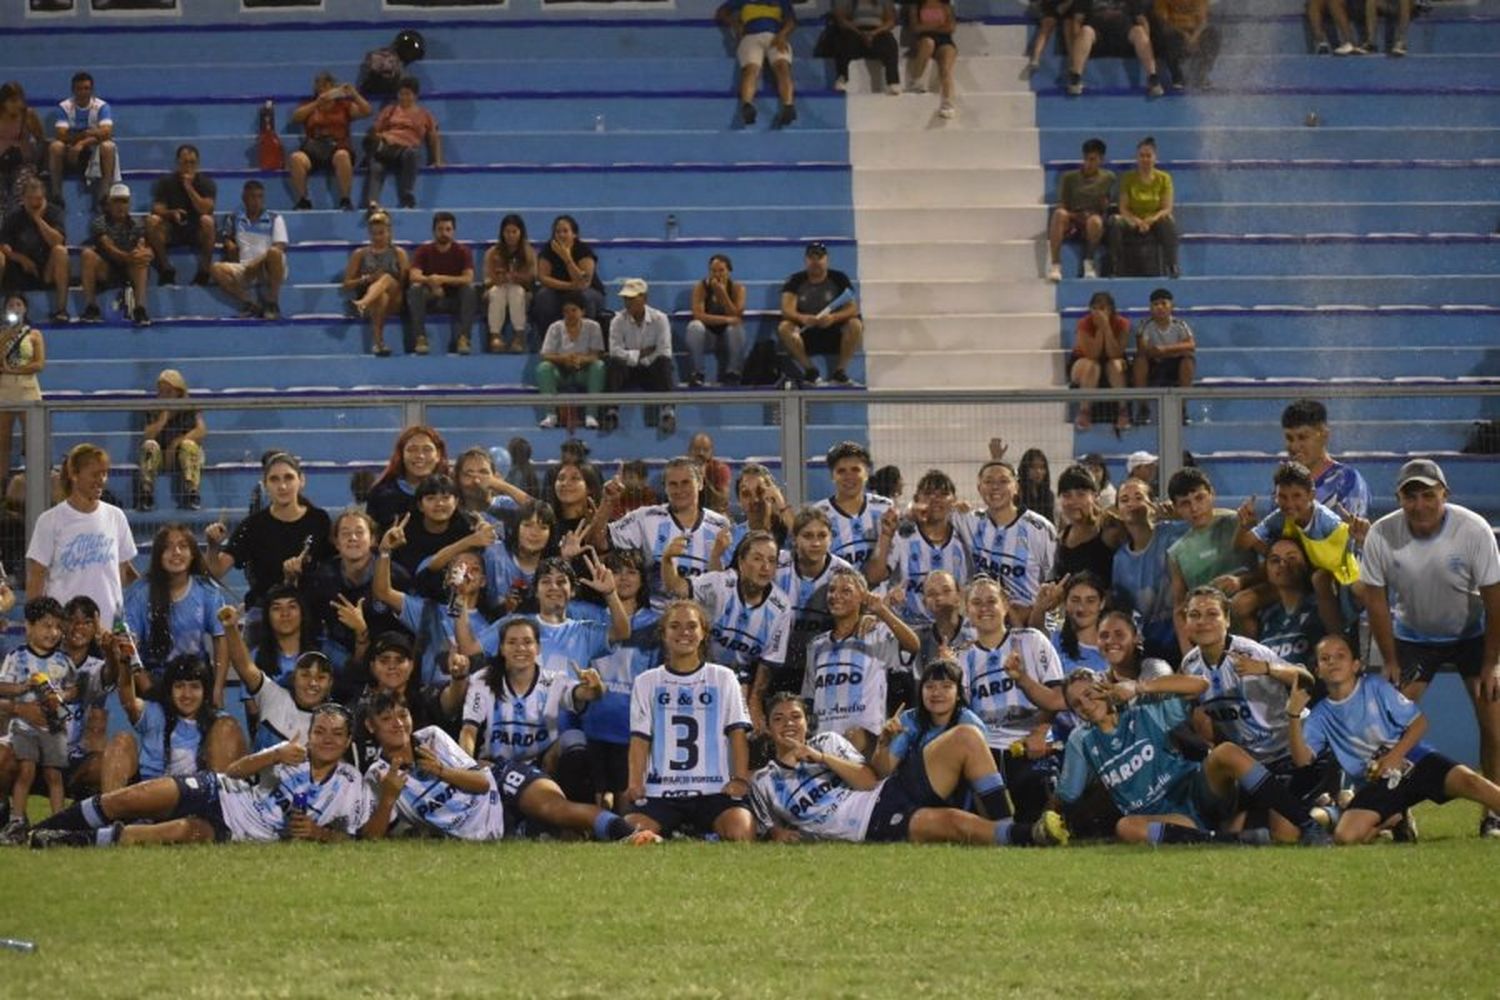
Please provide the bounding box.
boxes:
[846,22,1070,483]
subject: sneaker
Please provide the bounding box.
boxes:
[538,413,558,429]
[885,83,901,96]
[906,80,927,94]
[455,334,471,355]
[1390,40,1407,57]
[137,487,155,512]
[1333,42,1356,55]
[1315,40,1332,54]
[48,309,69,325]
[584,415,600,430]
[938,101,955,119]
[802,366,822,386]
[1031,810,1070,847]
[238,300,264,319]
[623,828,664,846]
[1081,259,1097,279]
[1066,75,1084,97]
[827,369,852,386]
[1046,263,1063,283]
[80,303,103,323]
[27,827,95,849]
[1146,75,1165,98]
[338,197,354,211]
[262,302,281,322]
[688,371,706,388]
[833,76,848,92]
[183,487,201,512]
[740,102,757,125]
[191,269,212,287]
[132,305,151,328]
[1391,809,1418,843]
[1299,823,1334,847]
[293,197,313,210]
[1354,42,1374,54]
[0,816,27,846]
[659,407,677,435]
[413,333,430,355]
[773,104,797,128]
[158,267,178,286]
[1024,58,1040,76]
[1479,812,1500,839]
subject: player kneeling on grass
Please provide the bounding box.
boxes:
[750,693,1066,846]
[360,690,657,844]
[29,704,369,848]
[1287,634,1500,845]
[1056,668,1332,845]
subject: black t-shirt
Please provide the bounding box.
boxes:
[400,516,475,598]
[366,479,415,535]
[1055,531,1116,587]
[150,172,218,217]
[225,504,334,607]
[781,268,855,317]
[302,556,412,672]
[145,408,199,444]
[0,205,66,265]
[538,240,604,293]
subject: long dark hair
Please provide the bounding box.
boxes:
[372,425,451,491]
[913,659,969,744]
[486,617,540,697]
[495,213,532,269]
[1018,448,1054,522]
[159,655,218,769]
[256,583,317,678]
[144,523,215,667]
[1059,571,1109,661]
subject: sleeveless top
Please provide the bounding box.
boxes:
[359,245,401,281]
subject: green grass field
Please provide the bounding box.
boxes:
[3,801,1499,999]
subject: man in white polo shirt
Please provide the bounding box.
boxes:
[605,278,677,434]
[211,179,288,321]
[1357,457,1500,837]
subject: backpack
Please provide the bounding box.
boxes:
[742,339,801,386]
[1463,420,1500,455]
[359,48,404,97]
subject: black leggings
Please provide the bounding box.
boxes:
[832,27,901,85]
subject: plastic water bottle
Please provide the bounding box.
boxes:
[1304,111,1320,127]
[593,114,605,133]
[665,213,678,241]
[0,939,37,953]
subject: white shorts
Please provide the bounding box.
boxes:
[217,256,279,287]
[738,31,793,69]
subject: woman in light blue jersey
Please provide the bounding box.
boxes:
[102,653,244,791]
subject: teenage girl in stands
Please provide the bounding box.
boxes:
[343,209,408,356]
[483,213,537,353]
[121,523,226,691]
[907,0,958,119]
[365,425,450,532]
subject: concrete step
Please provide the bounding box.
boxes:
[848,92,1036,131]
[852,166,1043,206]
[854,205,1045,242]
[860,240,1041,281]
[842,55,1034,95]
[860,279,1056,315]
[849,126,1039,168]
[866,349,1063,389]
[864,314,1060,352]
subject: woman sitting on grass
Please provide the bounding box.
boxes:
[101,654,245,794]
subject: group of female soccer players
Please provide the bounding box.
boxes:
[15,431,1500,851]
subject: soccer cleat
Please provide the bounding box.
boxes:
[538,413,558,429]
[80,303,103,323]
[1047,263,1063,283]
[623,828,664,846]
[1031,810,1070,847]
[28,827,96,849]
[1479,812,1500,839]
[1299,823,1334,847]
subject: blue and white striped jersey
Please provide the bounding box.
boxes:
[463,667,575,764]
[953,629,1064,749]
[364,726,506,841]
[610,504,734,606]
[1182,635,1295,765]
[1,645,76,738]
[955,509,1057,609]
[629,662,751,797]
[749,731,881,842]
[218,756,371,842]
[690,570,793,686]
[813,493,894,571]
[885,526,972,625]
[572,602,662,744]
[774,552,854,685]
[803,623,905,737]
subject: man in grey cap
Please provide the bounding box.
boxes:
[80,182,152,327]
[1357,457,1500,838]
[606,278,676,433]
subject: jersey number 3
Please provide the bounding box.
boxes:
[669,715,700,772]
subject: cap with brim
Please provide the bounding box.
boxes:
[618,277,648,299]
[1149,287,1173,302]
[805,241,828,257]
[1396,458,1446,490]
[108,182,131,201]
[294,651,333,673]
[1126,450,1158,472]
[370,632,415,658]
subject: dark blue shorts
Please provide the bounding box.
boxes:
[865,779,919,842]
[1396,636,1485,685]
[892,750,944,810]
[168,771,231,842]
[637,792,749,837]
[1348,751,1456,821]
[491,760,547,839]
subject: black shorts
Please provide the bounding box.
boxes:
[491,759,547,839]
[1086,10,1138,57]
[1243,755,1341,827]
[1147,356,1187,386]
[1,261,50,292]
[864,778,919,842]
[915,32,956,51]
[168,771,231,842]
[1347,751,1456,821]
[586,740,630,799]
[891,749,944,809]
[803,321,855,356]
[163,217,205,247]
[300,136,343,169]
[1396,636,1485,685]
[636,792,748,837]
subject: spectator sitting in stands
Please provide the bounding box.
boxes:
[144,144,216,287]
[1069,290,1131,431]
[80,182,151,327]
[1027,0,1079,75]
[0,177,70,324]
[1307,0,1361,54]
[1125,449,1158,493]
[1079,452,1117,509]
[363,77,441,210]
[137,368,206,513]
[1066,0,1163,98]
[366,425,451,533]
[537,291,606,431]
[533,214,604,334]
[1152,0,1220,89]
[1049,137,1114,282]
[686,253,748,386]
[1363,0,1412,56]
[343,209,408,357]
[869,464,903,508]
[0,293,44,490]
[830,0,901,95]
[288,72,370,212]
[211,179,288,321]
[1132,287,1194,392]
[906,0,959,119]
[482,213,536,354]
[719,0,798,128]
[778,241,862,387]
[406,210,477,356]
[1110,136,1177,278]
[606,278,677,435]
[46,71,117,208]
[0,82,46,219]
